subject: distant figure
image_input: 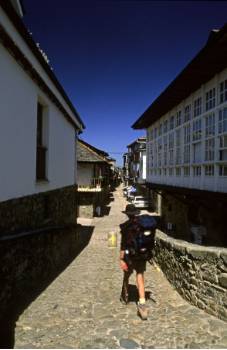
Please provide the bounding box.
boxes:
[95,206,101,217]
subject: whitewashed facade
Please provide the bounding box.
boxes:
[132,26,227,245]
[0,1,84,234]
[0,1,84,202]
[146,68,227,193]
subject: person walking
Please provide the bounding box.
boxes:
[119,203,149,320]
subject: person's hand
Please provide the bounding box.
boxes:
[120,259,128,271]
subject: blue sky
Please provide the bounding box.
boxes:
[23,0,227,165]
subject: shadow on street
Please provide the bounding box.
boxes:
[0,224,94,349]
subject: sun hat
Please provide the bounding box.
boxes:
[123,204,140,216]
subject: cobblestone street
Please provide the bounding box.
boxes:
[15,186,227,349]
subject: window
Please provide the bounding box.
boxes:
[184,124,190,144]
[205,165,214,176]
[183,124,190,164]
[147,129,153,141]
[193,142,202,163]
[219,135,227,161]
[176,111,182,126]
[163,135,168,166]
[220,79,227,104]
[205,88,216,111]
[192,119,202,141]
[220,135,227,148]
[175,129,181,164]
[170,116,175,130]
[184,105,191,122]
[163,168,167,176]
[169,168,173,176]
[157,138,162,166]
[219,165,227,176]
[218,108,227,134]
[219,149,227,161]
[159,123,163,136]
[176,167,181,176]
[184,166,190,176]
[36,102,47,180]
[163,120,168,133]
[205,138,215,161]
[194,97,202,117]
[205,113,215,137]
[149,144,154,167]
[193,166,201,176]
[183,145,190,163]
[154,127,158,139]
[169,132,174,165]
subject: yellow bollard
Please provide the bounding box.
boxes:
[108,231,117,248]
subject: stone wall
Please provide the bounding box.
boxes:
[0,225,81,319]
[0,185,77,236]
[154,230,227,321]
[78,187,110,218]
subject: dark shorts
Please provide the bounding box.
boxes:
[128,259,146,274]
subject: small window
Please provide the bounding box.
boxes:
[220,79,227,104]
[176,167,181,176]
[193,142,202,163]
[184,105,191,122]
[205,165,214,176]
[219,165,227,176]
[205,138,215,161]
[183,145,190,163]
[192,119,202,141]
[218,108,227,134]
[194,97,202,117]
[169,168,173,176]
[36,102,47,180]
[163,120,168,133]
[176,111,182,126]
[205,88,216,111]
[193,166,201,176]
[169,116,175,130]
[183,166,190,176]
[205,113,215,137]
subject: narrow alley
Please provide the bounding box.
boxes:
[15,186,227,349]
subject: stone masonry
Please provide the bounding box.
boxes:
[0,185,77,236]
[14,185,227,349]
[155,230,227,321]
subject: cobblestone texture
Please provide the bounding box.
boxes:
[15,186,227,348]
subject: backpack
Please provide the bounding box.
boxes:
[125,215,156,262]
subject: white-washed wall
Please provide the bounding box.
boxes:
[0,43,76,202]
[77,164,93,186]
[0,7,81,129]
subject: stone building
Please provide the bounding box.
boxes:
[0,0,85,235]
[77,139,115,218]
[132,25,227,247]
[132,24,227,322]
[0,0,86,331]
[126,137,146,185]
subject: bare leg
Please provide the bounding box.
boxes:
[136,273,145,299]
